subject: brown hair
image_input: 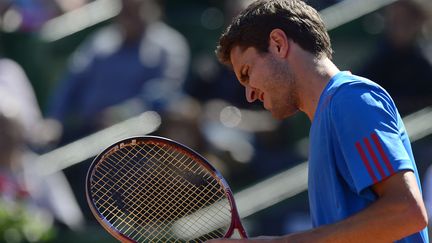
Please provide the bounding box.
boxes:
[216,0,333,67]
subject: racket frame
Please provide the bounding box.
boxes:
[85,135,247,242]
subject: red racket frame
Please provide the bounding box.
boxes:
[85,136,247,242]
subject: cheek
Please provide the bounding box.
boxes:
[262,74,284,96]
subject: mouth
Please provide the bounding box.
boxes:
[260,93,269,110]
[257,90,265,103]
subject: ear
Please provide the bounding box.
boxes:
[268,29,289,58]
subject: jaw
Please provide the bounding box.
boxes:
[267,104,299,120]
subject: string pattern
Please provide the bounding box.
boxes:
[89,140,232,242]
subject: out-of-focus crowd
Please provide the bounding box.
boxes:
[0,0,431,242]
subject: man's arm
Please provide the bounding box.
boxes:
[207,170,428,243]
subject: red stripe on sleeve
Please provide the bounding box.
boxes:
[364,137,386,179]
[371,133,395,174]
[355,142,378,184]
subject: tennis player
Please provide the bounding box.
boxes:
[210,0,429,242]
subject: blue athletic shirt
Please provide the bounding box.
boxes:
[308,71,429,243]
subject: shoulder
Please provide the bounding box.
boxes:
[0,58,25,73]
[146,22,190,53]
[332,74,388,99]
[327,74,401,134]
[0,58,31,85]
[331,74,397,116]
[148,22,187,42]
[67,25,123,73]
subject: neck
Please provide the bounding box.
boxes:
[296,56,340,121]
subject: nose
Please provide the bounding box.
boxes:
[245,86,258,103]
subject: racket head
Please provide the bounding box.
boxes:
[85,136,247,242]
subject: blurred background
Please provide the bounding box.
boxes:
[0,0,431,242]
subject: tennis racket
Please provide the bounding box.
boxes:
[86,136,247,242]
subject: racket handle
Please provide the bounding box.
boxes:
[224,218,248,239]
[230,228,248,239]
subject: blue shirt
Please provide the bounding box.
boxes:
[308,71,429,243]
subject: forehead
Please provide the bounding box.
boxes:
[229,46,258,71]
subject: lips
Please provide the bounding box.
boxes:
[261,95,270,110]
[260,93,268,109]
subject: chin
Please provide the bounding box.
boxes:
[270,111,286,120]
[271,109,298,120]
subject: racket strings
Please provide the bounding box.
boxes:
[92,146,157,226]
[89,141,232,242]
[106,144,228,241]
[94,148,208,237]
[96,144,209,232]
[124,144,230,241]
[121,146,223,239]
[112,144,222,222]
[139,144,230,241]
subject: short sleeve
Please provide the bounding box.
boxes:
[330,83,413,194]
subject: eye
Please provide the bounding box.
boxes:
[240,66,249,85]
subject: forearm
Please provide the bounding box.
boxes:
[282,172,428,243]
[289,201,414,243]
[207,172,427,243]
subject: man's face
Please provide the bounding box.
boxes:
[230,45,300,120]
[118,0,147,41]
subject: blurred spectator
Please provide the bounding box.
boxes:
[0,0,60,32]
[0,57,84,232]
[0,57,60,149]
[0,109,85,242]
[1,0,93,31]
[0,57,44,143]
[358,0,432,116]
[0,111,53,243]
[45,0,190,225]
[0,111,28,203]
[47,0,190,145]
